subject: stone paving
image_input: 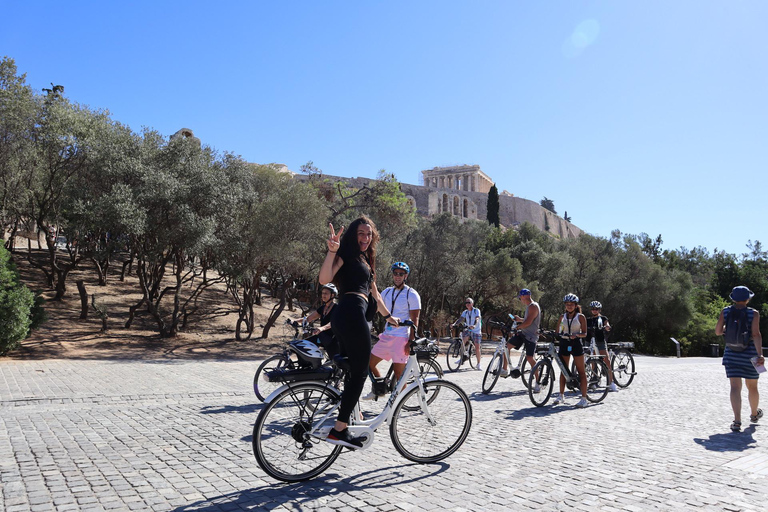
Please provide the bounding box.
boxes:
[0,353,766,511]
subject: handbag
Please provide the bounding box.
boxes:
[365,291,377,322]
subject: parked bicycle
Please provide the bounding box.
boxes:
[252,322,473,482]
[446,323,478,372]
[482,317,540,394]
[527,333,611,407]
[578,331,637,389]
[607,341,636,388]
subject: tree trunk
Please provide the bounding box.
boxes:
[76,280,88,319]
[125,297,145,328]
[261,285,288,338]
[120,257,133,281]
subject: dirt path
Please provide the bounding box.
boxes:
[4,250,303,361]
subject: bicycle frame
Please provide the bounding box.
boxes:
[541,341,580,389]
[266,351,439,451]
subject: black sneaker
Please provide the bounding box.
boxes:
[326,428,364,449]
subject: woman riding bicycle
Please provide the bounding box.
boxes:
[554,293,589,408]
[291,283,339,358]
[586,301,618,392]
[319,216,400,449]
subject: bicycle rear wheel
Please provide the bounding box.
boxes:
[482,353,502,394]
[583,359,610,403]
[253,383,342,482]
[467,342,477,369]
[446,340,462,372]
[254,354,293,402]
[611,349,636,388]
[390,380,472,463]
[528,360,554,407]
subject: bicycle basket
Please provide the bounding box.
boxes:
[415,341,440,361]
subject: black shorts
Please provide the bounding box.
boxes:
[509,333,537,357]
[558,337,585,357]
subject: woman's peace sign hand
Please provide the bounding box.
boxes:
[327,223,343,253]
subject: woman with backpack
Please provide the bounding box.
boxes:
[715,286,764,432]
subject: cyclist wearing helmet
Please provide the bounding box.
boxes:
[554,293,589,408]
[364,262,422,399]
[586,301,617,392]
[319,218,400,449]
[501,289,540,377]
[452,297,483,370]
[291,283,339,356]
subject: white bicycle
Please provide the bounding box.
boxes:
[482,316,541,394]
[252,328,473,482]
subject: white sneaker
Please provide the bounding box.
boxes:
[453,359,462,367]
[552,394,564,405]
[533,383,541,393]
[499,368,509,377]
[361,391,377,401]
[576,397,588,408]
[474,365,483,371]
[609,383,618,392]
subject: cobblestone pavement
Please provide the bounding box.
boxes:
[1,353,766,511]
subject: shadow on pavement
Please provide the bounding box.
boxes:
[200,403,263,415]
[693,425,757,452]
[470,389,528,402]
[172,462,449,511]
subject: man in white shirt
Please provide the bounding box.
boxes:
[363,262,421,399]
[453,297,483,370]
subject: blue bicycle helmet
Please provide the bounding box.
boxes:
[563,293,579,303]
[589,300,602,309]
[391,261,410,274]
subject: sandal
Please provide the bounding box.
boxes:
[731,421,742,432]
[751,409,764,423]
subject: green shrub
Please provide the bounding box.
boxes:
[0,241,39,355]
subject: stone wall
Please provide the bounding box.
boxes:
[293,173,581,238]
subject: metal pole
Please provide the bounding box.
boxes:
[670,338,681,358]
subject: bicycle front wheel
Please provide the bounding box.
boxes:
[446,340,462,372]
[584,359,610,403]
[390,380,472,463]
[611,349,636,388]
[482,353,502,394]
[519,353,542,390]
[254,354,293,402]
[528,360,554,407]
[253,383,342,482]
[402,359,444,412]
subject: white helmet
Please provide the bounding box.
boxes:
[589,301,602,309]
[563,293,579,303]
[290,340,324,369]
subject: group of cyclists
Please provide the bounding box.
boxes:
[302,216,623,448]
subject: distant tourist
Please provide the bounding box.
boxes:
[716,286,764,432]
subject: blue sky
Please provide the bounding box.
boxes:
[3,1,766,256]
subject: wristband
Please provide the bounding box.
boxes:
[383,314,391,320]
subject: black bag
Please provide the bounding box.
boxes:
[365,292,377,322]
[723,306,754,352]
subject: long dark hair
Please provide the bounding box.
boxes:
[335,215,379,275]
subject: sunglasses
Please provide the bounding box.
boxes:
[465,302,472,305]
[392,271,407,276]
